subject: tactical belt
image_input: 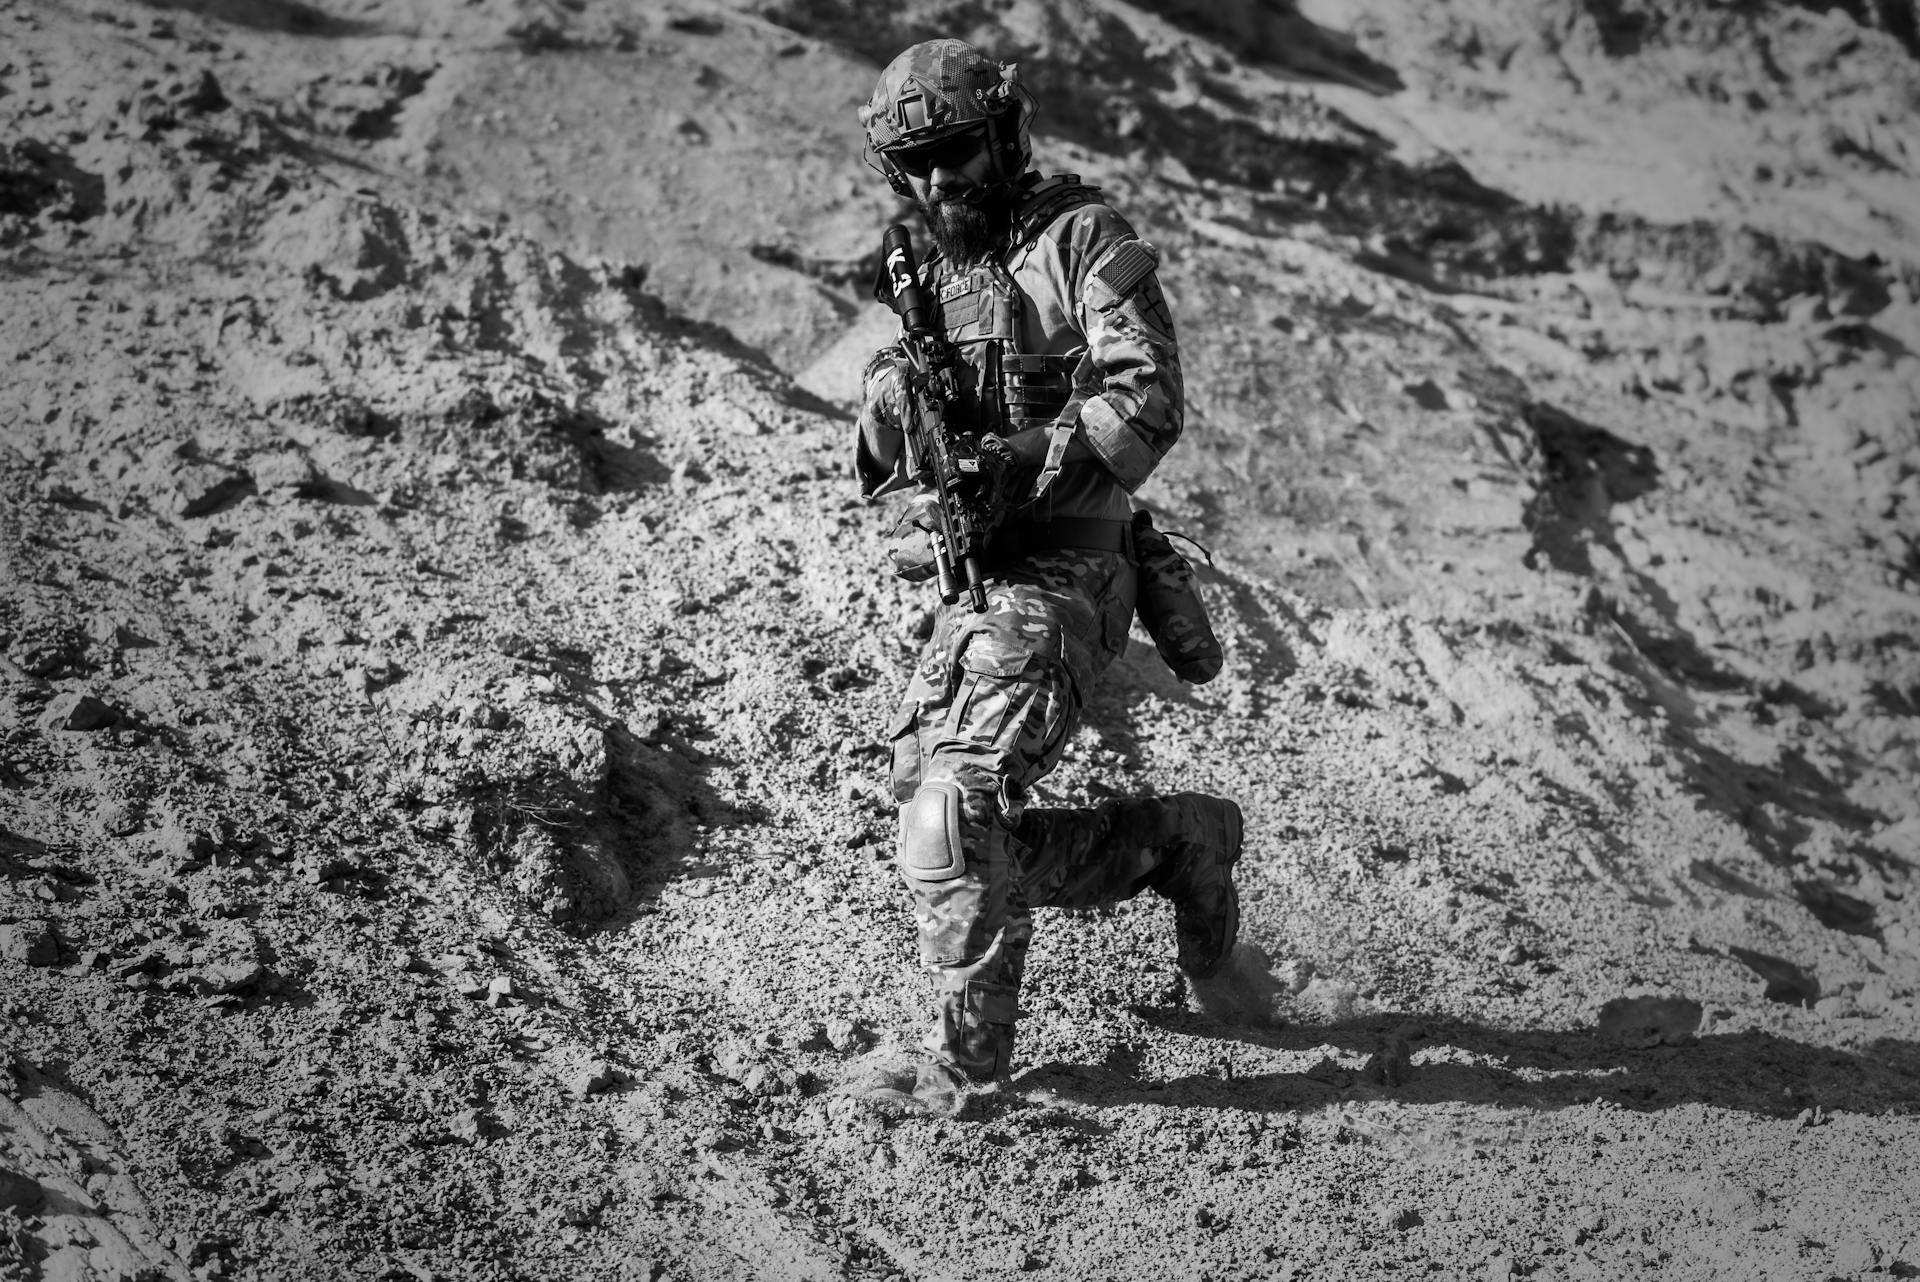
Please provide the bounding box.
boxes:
[982,517,1133,564]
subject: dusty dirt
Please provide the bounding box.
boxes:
[3,0,1919,1278]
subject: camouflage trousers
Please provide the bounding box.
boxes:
[888,548,1175,1082]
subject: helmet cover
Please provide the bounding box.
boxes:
[859,39,1033,197]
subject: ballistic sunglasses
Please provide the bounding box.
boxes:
[887,128,990,179]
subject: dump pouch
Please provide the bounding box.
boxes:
[1131,509,1223,684]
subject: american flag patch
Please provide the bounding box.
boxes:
[1093,238,1156,297]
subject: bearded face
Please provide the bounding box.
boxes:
[921,188,1013,266]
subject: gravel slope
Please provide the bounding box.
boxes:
[3,1,1918,1279]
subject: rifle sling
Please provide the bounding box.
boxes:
[1030,349,1098,501]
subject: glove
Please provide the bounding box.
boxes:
[970,432,1040,506]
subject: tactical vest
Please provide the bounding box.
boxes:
[926,175,1102,440]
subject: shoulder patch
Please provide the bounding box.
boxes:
[1093,238,1157,297]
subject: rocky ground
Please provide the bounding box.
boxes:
[3,0,1918,1278]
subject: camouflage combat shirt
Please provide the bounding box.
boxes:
[860,172,1186,524]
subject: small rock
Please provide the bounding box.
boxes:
[1499,943,1529,966]
[0,919,61,967]
[447,1108,487,1144]
[151,825,214,870]
[44,692,121,732]
[711,1040,757,1082]
[738,1064,795,1097]
[567,1061,619,1099]
[485,975,515,1007]
[190,960,269,996]
[169,457,254,518]
[95,798,146,837]
[824,1017,873,1053]
[1812,993,1858,1021]
[27,876,73,904]
[1385,1206,1423,1232]
[249,446,324,494]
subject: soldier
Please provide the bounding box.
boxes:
[852,39,1244,1114]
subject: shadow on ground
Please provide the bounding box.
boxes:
[1067,997,1920,1113]
[1024,1002,1920,1121]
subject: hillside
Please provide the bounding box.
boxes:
[3,0,1918,1279]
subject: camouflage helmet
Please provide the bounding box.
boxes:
[859,39,1034,198]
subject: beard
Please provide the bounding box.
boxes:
[921,189,1011,266]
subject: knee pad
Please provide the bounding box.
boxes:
[897,779,966,882]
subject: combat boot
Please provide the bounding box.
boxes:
[841,1050,974,1117]
[910,1058,971,1117]
[1143,793,1244,979]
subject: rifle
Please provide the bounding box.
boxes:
[873,223,992,613]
